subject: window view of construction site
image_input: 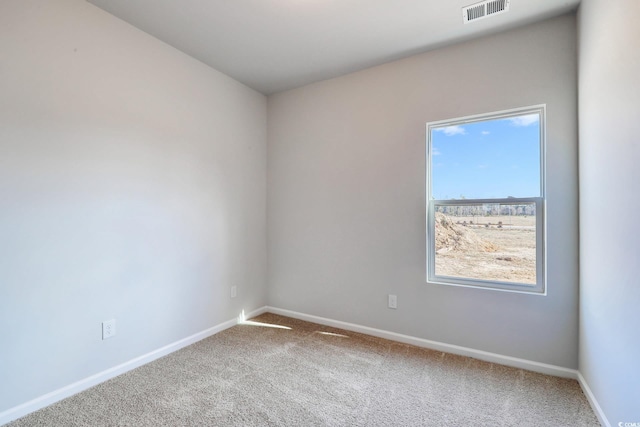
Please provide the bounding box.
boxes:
[434,203,536,284]
[429,108,543,287]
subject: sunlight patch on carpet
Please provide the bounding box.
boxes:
[316,331,350,338]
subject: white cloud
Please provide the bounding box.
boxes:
[434,125,466,136]
[508,114,539,127]
[432,147,442,156]
[477,164,489,169]
[481,131,490,135]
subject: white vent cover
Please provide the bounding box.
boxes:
[463,0,510,24]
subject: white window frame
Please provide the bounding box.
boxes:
[426,105,546,294]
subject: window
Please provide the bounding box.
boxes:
[426,106,545,293]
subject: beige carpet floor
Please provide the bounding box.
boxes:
[8,313,600,426]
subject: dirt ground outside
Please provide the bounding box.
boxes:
[449,215,535,228]
[434,213,536,284]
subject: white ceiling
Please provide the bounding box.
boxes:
[87,0,580,94]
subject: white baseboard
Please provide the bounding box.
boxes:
[266,306,578,379]
[577,372,611,427]
[0,306,268,427]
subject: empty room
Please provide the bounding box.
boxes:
[0,0,638,425]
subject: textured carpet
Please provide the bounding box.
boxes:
[8,313,599,426]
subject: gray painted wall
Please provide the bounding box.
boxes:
[268,15,579,368]
[0,0,267,412]
[578,0,640,423]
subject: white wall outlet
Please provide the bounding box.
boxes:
[102,319,116,340]
[388,294,397,309]
[230,286,237,298]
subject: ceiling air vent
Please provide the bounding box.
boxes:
[463,0,510,24]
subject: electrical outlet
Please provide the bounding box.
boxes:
[102,319,116,340]
[388,294,397,309]
[230,286,237,298]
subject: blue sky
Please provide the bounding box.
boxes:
[430,113,541,200]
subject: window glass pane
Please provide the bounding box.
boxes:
[434,203,536,285]
[431,113,541,200]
